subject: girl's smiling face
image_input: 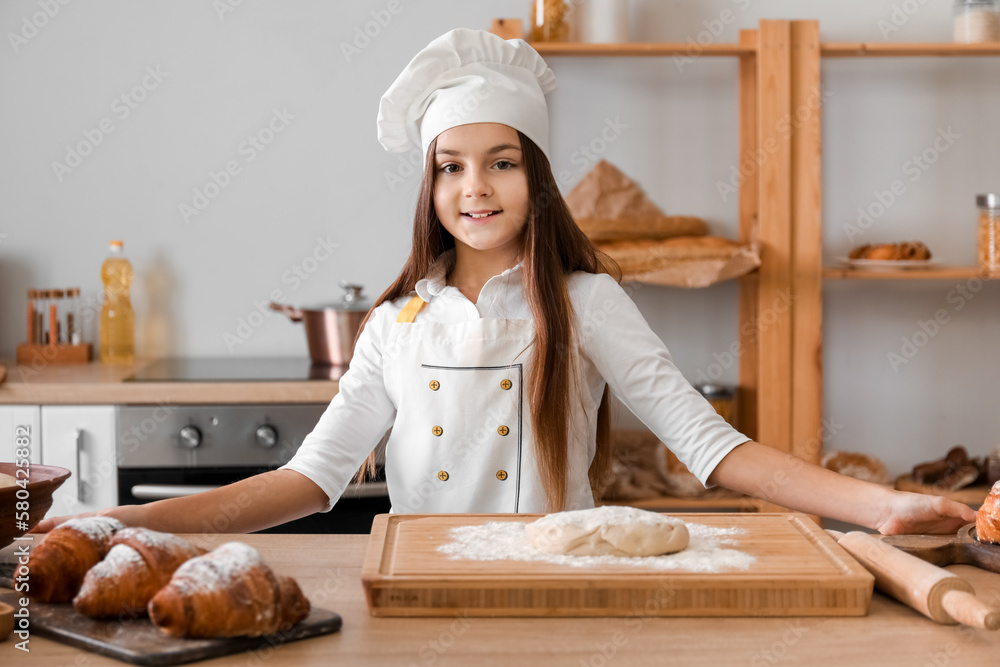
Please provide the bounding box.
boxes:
[433,123,529,260]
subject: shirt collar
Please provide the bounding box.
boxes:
[414,249,524,302]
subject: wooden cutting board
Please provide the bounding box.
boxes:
[0,591,341,666]
[362,512,874,617]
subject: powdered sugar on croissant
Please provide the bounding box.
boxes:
[148,541,310,638]
[28,516,124,603]
[73,527,205,618]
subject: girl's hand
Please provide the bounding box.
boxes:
[875,490,977,535]
[30,504,148,534]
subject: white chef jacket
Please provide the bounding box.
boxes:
[280,251,751,512]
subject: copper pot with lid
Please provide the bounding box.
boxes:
[270,281,372,366]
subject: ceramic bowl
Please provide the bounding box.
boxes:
[0,463,72,551]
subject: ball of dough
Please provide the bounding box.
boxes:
[525,506,689,557]
[0,472,18,489]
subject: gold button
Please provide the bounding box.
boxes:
[500,379,512,390]
[429,380,440,391]
[496,470,508,481]
[432,425,443,436]
[438,471,449,481]
[497,425,509,436]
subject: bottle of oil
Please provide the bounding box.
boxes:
[100,240,135,363]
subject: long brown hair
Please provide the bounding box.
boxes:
[354,130,620,512]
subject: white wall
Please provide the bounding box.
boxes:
[1,1,998,475]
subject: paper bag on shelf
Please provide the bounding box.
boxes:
[597,236,761,288]
[565,160,708,241]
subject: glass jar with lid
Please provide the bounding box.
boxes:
[978,193,1000,276]
[529,0,570,42]
[954,0,1000,43]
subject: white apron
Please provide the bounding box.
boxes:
[381,295,545,513]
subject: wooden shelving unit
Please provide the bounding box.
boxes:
[537,20,823,515]
[536,24,998,514]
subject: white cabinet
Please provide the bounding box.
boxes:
[0,406,43,464]
[40,406,118,516]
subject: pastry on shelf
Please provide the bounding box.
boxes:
[27,516,124,603]
[848,241,932,261]
[822,451,890,486]
[909,446,982,492]
[73,527,206,619]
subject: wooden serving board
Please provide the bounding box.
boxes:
[880,523,1000,574]
[361,512,874,617]
[0,591,341,666]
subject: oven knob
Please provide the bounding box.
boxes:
[255,424,278,448]
[178,425,202,449]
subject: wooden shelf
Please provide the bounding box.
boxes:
[822,42,1000,57]
[528,42,753,57]
[528,41,1000,58]
[823,266,992,280]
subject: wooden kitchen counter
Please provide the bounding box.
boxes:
[5,533,1000,667]
[0,359,338,405]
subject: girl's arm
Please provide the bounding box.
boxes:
[707,440,977,535]
[32,469,330,534]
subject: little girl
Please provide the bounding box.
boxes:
[37,29,974,536]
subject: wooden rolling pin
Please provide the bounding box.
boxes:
[828,529,1000,630]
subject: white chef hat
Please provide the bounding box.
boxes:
[377,28,557,164]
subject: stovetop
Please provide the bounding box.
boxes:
[124,357,346,382]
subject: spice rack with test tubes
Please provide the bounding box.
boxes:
[16,287,93,364]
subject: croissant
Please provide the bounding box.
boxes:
[73,528,206,618]
[147,542,311,638]
[28,517,124,603]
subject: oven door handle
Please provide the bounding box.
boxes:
[130,484,221,500]
[130,481,389,501]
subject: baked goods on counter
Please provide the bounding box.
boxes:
[148,542,311,638]
[976,481,1000,544]
[848,241,932,261]
[822,451,890,486]
[73,527,206,619]
[28,516,124,602]
[26,521,312,639]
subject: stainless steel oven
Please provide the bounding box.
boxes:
[119,358,389,534]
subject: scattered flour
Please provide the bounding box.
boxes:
[438,519,755,572]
